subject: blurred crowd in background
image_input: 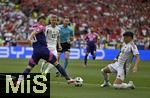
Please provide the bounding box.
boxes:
[0,0,149,49]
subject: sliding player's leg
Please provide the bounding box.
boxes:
[113,69,135,89]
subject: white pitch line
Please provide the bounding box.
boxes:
[50,81,150,89]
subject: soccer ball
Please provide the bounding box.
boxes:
[74,77,83,87]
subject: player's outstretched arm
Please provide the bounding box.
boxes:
[133,54,140,72]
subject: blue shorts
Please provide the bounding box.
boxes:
[86,44,96,55]
[28,47,57,67]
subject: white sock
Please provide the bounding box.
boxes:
[113,83,130,89]
[101,69,109,83]
[44,63,54,74]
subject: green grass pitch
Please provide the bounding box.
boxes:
[0,58,150,98]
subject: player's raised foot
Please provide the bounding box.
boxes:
[128,81,135,89]
[67,78,76,84]
[100,82,111,87]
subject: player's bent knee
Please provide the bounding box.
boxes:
[101,67,110,73]
[49,59,57,66]
[48,54,57,65]
[53,60,59,66]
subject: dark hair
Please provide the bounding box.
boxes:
[37,16,46,22]
[123,31,134,38]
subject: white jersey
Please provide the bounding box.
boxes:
[117,41,139,68]
[108,41,139,80]
[45,25,60,51]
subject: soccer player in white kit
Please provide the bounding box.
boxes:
[40,15,62,75]
[100,31,140,89]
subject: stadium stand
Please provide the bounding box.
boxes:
[0,0,149,49]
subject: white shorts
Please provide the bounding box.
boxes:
[48,46,57,56]
[50,49,57,56]
[108,62,125,81]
